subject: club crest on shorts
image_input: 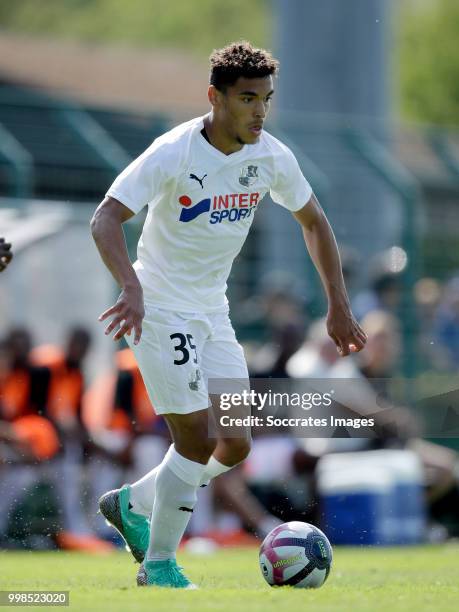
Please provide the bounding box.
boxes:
[188,368,202,391]
[239,165,258,188]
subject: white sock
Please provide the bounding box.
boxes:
[129,445,173,516]
[199,455,233,487]
[147,447,206,561]
[129,446,234,515]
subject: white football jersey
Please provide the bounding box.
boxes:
[106,116,312,313]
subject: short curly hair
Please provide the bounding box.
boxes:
[209,41,279,92]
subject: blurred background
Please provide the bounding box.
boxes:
[0,0,458,551]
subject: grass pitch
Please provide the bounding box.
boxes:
[1,545,458,612]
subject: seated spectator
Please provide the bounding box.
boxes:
[0,333,60,548]
[0,328,50,421]
[30,328,111,550]
[30,327,92,438]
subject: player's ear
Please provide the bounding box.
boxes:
[208,85,222,108]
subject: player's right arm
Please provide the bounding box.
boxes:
[90,196,144,345]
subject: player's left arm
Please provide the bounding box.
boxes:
[293,193,367,357]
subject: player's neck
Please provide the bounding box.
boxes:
[203,113,244,156]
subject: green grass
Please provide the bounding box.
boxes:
[1,546,458,612]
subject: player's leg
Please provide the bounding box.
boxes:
[198,421,251,484]
[114,307,218,587]
[99,307,210,565]
[199,312,283,536]
[145,409,215,557]
[127,447,171,516]
[115,308,214,517]
[200,417,282,538]
[127,311,250,518]
[137,408,216,589]
[210,454,283,538]
[198,310,253,485]
[125,436,169,517]
[127,422,250,518]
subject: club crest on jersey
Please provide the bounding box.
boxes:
[188,368,202,391]
[239,165,258,187]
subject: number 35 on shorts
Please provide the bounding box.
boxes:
[169,332,198,365]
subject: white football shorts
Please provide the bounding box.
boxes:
[126,304,249,415]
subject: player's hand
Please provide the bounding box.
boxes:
[326,305,367,357]
[98,283,145,345]
[0,238,13,272]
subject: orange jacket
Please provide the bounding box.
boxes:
[13,414,60,461]
[82,349,160,435]
[0,366,49,421]
[30,345,84,426]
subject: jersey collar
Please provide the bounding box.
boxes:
[196,116,250,162]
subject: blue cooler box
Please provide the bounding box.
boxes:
[317,450,426,545]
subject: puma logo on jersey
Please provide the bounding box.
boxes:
[189,173,207,189]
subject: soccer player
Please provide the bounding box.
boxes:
[0,237,13,272]
[91,41,366,589]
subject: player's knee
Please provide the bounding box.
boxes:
[167,410,217,463]
[174,436,217,464]
[199,437,218,462]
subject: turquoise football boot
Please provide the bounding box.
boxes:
[98,484,149,563]
[137,559,197,589]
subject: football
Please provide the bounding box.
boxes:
[259,521,333,588]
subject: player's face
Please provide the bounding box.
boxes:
[218,76,274,145]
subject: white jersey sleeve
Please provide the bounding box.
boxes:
[106,138,179,214]
[269,144,313,212]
